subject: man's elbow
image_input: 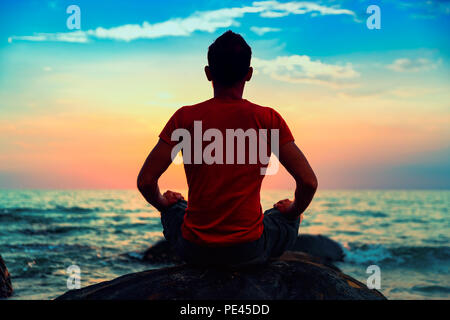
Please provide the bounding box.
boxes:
[303,174,318,193]
[137,175,154,194]
[136,177,146,194]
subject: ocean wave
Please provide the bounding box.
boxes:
[339,209,388,218]
[0,212,45,222]
[18,225,87,235]
[343,243,450,267]
[0,206,153,215]
[411,285,450,294]
[2,243,100,254]
[0,206,99,214]
[393,218,427,224]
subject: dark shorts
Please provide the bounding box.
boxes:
[161,200,300,268]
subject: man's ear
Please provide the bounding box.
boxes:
[245,67,253,82]
[205,66,213,82]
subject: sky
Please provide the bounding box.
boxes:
[0,0,449,190]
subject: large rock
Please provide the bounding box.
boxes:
[142,234,344,264]
[56,251,385,300]
[142,239,183,264]
[0,255,13,298]
[292,234,344,263]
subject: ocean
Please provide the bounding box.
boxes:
[0,189,448,300]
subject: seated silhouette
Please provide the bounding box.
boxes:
[138,30,317,267]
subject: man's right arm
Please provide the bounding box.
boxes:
[276,141,318,218]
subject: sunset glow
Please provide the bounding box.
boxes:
[1,0,449,189]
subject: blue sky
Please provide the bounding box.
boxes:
[0,0,449,189]
[1,0,449,54]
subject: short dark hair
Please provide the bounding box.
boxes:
[207,30,252,87]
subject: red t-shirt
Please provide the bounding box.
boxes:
[159,97,294,246]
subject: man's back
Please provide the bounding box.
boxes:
[159,97,294,246]
[137,30,316,265]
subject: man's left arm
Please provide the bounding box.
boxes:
[137,138,184,211]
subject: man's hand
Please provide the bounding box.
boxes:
[274,198,303,222]
[274,198,293,213]
[160,190,184,208]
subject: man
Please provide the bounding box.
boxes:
[137,30,317,267]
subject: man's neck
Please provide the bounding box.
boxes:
[213,82,245,100]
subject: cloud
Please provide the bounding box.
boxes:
[8,1,355,43]
[9,31,88,43]
[386,58,439,72]
[252,55,359,87]
[250,26,281,35]
[254,1,355,17]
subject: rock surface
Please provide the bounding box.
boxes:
[292,234,345,263]
[56,251,385,300]
[142,234,344,264]
[0,255,13,298]
[142,239,183,264]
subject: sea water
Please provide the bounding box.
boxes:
[0,189,448,300]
